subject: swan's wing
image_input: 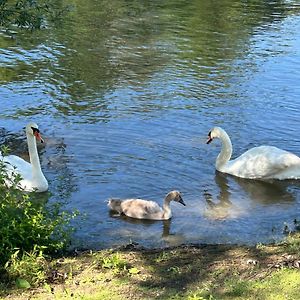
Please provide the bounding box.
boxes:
[121,199,162,218]
[2,155,32,180]
[228,146,300,178]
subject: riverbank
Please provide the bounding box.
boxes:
[2,234,300,300]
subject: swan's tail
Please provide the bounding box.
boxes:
[107,198,123,214]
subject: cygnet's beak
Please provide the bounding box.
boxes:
[178,195,186,206]
[206,131,213,144]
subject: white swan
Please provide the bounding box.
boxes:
[206,127,300,180]
[108,190,185,220]
[0,122,48,192]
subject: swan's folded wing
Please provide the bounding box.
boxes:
[121,199,162,218]
[230,146,300,178]
[3,155,32,180]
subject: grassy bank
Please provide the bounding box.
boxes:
[1,234,300,300]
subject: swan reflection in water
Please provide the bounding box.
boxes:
[204,173,237,220]
[204,172,299,220]
[109,211,186,246]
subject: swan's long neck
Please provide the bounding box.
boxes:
[162,198,172,220]
[216,129,233,170]
[26,132,42,178]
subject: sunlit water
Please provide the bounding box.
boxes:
[1,0,300,249]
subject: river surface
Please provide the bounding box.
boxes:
[1,0,300,249]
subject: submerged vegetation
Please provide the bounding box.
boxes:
[0,0,70,30]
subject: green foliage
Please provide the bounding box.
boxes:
[0,0,70,30]
[5,246,47,287]
[96,252,140,276]
[0,156,77,286]
[284,233,300,255]
[15,277,30,289]
[100,253,127,273]
[128,267,140,275]
[154,251,172,263]
[187,294,215,300]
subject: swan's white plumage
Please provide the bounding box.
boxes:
[207,127,300,180]
[108,191,185,220]
[0,122,48,192]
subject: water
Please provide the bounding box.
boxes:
[1,0,300,249]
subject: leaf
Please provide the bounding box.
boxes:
[16,278,31,289]
[128,267,140,275]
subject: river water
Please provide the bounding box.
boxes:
[1,0,300,248]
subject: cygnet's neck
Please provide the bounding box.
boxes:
[216,129,233,171]
[26,132,42,177]
[162,197,172,220]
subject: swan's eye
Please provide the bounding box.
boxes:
[31,127,40,134]
[31,127,44,143]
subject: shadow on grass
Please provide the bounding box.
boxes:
[116,239,298,299]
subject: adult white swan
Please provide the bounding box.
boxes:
[0,122,48,192]
[206,127,300,180]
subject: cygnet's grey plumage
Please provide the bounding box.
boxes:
[108,190,185,220]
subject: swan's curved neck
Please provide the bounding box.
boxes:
[26,132,42,176]
[216,129,233,170]
[162,198,172,219]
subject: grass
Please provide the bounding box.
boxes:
[1,234,300,300]
[223,269,300,300]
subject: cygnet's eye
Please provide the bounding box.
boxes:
[206,131,213,144]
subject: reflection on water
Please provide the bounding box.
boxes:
[109,211,186,247]
[204,174,235,220]
[1,0,300,248]
[204,172,297,221]
[232,176,298,205]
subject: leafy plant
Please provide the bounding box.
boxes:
[168,266,181,274]
[155,251,171,263]
[94,251,140,276]
[128,267,140,275]
[5,246,47,287]
[100,253,127,273]
[187,291,215,300]
[0,155,77,286]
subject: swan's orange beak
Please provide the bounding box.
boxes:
[34,131,44,143]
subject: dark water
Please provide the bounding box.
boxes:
[1,0,300,248]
